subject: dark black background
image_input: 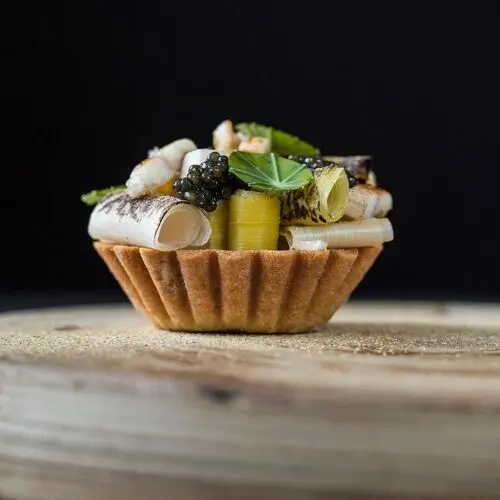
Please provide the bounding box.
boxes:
[4,2,500,306]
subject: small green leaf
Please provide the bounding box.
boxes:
[228,152,313,193]
[81,185,126,206]
[236,122,320,156]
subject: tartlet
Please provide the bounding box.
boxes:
[84,120,393,333]
[94,243,381,333]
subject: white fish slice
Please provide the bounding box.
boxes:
[126,157,177,198]
[148,138,197,171]
[343,185,393,220]
[88,192,211,251]
[126,139,197,198]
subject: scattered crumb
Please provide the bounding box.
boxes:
[0,304,499,376]
[53,324,81,332]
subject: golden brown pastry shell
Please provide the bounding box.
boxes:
[94,242,382,333]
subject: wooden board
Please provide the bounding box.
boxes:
[0,301,500,500]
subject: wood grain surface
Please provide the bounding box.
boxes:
[0,301,499,500]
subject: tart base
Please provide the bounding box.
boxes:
[94,243,382,333]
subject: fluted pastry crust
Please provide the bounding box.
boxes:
[94,243,382,333]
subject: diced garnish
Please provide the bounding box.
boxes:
[238,136,271,154]
[213,119,241,154]
[150,178,176,196]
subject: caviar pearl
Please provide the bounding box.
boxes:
[173,153,240,212]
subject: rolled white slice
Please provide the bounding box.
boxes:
[374,189,393,217]
[149,138,197,172]
[280,218,394,249]
[88,192,211,251]
[343,185,393,220]
[343,184,380,220]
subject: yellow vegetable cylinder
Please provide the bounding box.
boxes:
[229,190,280,250]
[207,200,228,249]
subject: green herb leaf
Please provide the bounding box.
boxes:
[228,152,313,193]
[236,122,320,156]
[81,185,126,206]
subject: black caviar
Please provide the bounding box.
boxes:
[287,155,360,188]
[174,152,240,212]
[347,173,359,188]
[287,155,329,170]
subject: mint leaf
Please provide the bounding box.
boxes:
[228,152,313,192]
[236,122,320,156]
[81,185,126,206]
